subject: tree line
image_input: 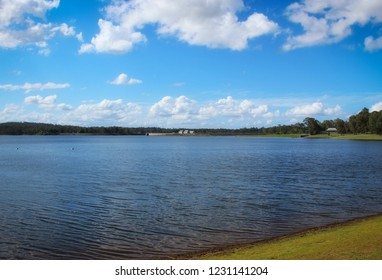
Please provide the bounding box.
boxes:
[304,107,382,135]
[0,122,174,135]
[0,122,309,136]
[0,107,381,136]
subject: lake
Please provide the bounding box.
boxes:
[1,136,382,259]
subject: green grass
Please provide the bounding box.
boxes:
[239,134,302,138]
[239,133,382,140]
[306,133,382,140]
[195,215,382,260]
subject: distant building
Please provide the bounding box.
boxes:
[178,130,195,135]
[326,128,337,135]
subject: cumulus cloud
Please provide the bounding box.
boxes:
[52,23,76,37]
[285,102,342,116]
[24,95,58,109]
[56,103,73,111]
[0,82,70,93]
[370,101,382,112]
[63,99,143,125]
[147,95,279,127]
[110,73,142,85]
[24,94,72,111]
[365,36,382,52]
[283,0,382,51]
[0,104,21,122]
[79,18,146,54]
[0,95,347,128]
[149,96,197,121]
[0,0,79,50]
[0,0,59,25]
[80,0,278,54]
[199,96,272,118]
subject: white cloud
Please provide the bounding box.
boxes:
[52,23,76,37]
[0,0,59,25]
[283,0,382,51]
[0,82,70,93]
[79,19,146,54]
[0,104,21,122]
[371,101,382,112]
[39,82,70,91]
[365,36,382,52]
[5,98,141,125]
[199,96,271,118]
[0,0,79,50]
[65,99,143,125]
[78,43,94,54]
[80,0,278,54]
[1,104,20,114]
[150,96,197,121]
[24,94,73,111]
[24,95,57,109]
[148,96,276,127]
[286,102,342,116]
[76,32,84,42]
[323,104,342,115]
[56,103,73,111]
[110,73,142,85]
[1,95,347,128]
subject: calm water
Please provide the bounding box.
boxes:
[1,136,382,259]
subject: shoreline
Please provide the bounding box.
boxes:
[304,134,382,141]
[240,133,382,140]
[1,133,382,140]
[175,213,382,260]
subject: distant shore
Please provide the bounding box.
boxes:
[2,132,382,140]
[305,133,382,141]
[1,121,382,139]
[239,133,382,140]
[182,214,382,260]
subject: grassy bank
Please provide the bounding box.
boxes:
[240,134,302,138]
[239,133,382,140]
[194,215,382,260]
[305,133,382,140]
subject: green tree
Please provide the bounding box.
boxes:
[348,115,357,134]
[369,110,382,134]
[356,107,370,133]
[322,120,335,131]
[376,112,382,134]
[304,117,322,135]
[334,118,347,134]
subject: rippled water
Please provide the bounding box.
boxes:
[1,136,382,259]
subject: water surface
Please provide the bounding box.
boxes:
[1,136,381,259]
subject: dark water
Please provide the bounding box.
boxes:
[1,136,382,259]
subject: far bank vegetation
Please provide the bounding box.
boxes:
[0,107,381,136]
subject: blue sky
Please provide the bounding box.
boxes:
[1,0,382,128]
